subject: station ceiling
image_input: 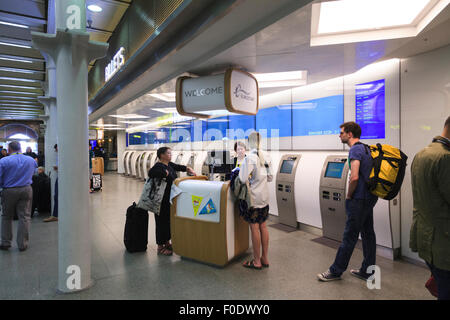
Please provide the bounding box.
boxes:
[0,0,132,120]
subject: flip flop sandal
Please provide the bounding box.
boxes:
[157,245,173,256]
[243,260,262,270]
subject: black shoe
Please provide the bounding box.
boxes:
[0,245,11,251]
[19,247,27,252]
[317,269,341,282]
[350,269,372,281]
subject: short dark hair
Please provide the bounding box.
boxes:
[8,141,21,152]
[54,144,57,150]
[445,116,450,128]
[157,147,171,159]
[340,122,361,139]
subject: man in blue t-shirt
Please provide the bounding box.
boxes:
[318,122,378,282]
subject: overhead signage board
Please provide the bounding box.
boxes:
[55,0,86,32]
[105,47,126,82]
[176,68,258,118]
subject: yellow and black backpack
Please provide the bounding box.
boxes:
[357,143,408,200]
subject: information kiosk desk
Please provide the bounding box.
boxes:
[170,176,249,267]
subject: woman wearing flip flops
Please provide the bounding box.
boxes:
[238,132,273,270]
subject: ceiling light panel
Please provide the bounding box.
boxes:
[0,21,29,29]
[311,0,450,46]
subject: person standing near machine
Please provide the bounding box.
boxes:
[239,132,273,270]
[148,147,196,256]
[318,122,378,282]
[410,116,450,300]
[44,144,58,222]
[233,141,247,169]
[0,141,37,251]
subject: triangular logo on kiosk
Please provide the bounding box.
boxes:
[199,199,217,215]
[192,195,203,216]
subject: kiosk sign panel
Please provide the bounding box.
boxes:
[355,79,386,139]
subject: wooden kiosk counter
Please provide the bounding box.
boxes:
[170,176,249,267]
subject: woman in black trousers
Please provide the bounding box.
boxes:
[148,147,196,255]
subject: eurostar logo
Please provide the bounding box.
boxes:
[233,84,254,101]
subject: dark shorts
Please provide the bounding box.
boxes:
[240,205,269,224]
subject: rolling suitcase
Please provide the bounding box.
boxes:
[90,173,102,192]
[124,202,149,253]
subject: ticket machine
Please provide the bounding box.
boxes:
[130,151,143,177]
[276,154,302,228]
[122,151,131,175]
[319,156,349,242]
[125,151,135,176]
[202,150,233,181]
[142,151,156,180]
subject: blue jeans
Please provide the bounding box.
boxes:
[427,263,450,300]
[330,197,378,276]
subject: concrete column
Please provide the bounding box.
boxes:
[117,130,126,174]
[31,0,108,293]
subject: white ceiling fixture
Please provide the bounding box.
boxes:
[151,107,178,113]
[0,67,44,74]
[0,84,39,90]
[0,90,37,95]
[252,71,307,88]
[109,114,150,119]
[311,0,450,46]
[0,77,40,83]
[87,4,103,13]
[119,120,150,124]
[0,21,29,29]
[0,41,31,49]
[147,92,176,102]
[92,124,120,127]
[0,57,32,63]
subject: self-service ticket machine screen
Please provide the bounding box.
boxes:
[319,156,349,242]
[203,151,233,181]
[276,154,302,229]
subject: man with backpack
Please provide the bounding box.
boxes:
[410,116,450,300]
[318,122,378,282]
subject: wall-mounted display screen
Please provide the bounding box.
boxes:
[292,95,343,136]
[256,104,292,138]
[280,160,295,174]
[355,79,385,139]
[190,120,207,142]
[228,114,255,139]
[324,162,345,179]
[206,116,229,141]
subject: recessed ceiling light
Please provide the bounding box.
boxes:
[119,120,149,124]
[0,67,44,74]
[0,84,39,90]
[87,5,103,13]
[0,21,29,29]
[0,57,32,63]
[0,77,39,83]
[148,92,176,102]
[151,107,178,113]
[0,41,31,49]
[311,0,450,46]
[109,114,149,119]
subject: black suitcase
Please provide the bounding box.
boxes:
[124,202,149,253]
[90,173,102,192]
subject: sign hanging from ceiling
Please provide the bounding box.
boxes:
[55,0,86,32]
[105,47,126,82]
[176,68,259,118]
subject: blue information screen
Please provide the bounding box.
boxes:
[292,95,343,136]
[256,104,292,138]
[228,114,255,139]
[206,116,229,141]
[355,79,385,139]
[325,162,345,179]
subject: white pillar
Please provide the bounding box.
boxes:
[31,0,108,293]
[117,130,126,174]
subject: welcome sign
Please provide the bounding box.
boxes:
[176,68,259,118]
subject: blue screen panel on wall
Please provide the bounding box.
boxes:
[228,114,255,139]
[292,95,343,136]
[355,79,385,139]
[129,132,146,145]
[206,116,228,141]
[170,121,191,143]
[190,120,207,142]
[256,104,292,138]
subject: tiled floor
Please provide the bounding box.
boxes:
[0,173,434,300]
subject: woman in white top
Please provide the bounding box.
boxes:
[238,132,273,270]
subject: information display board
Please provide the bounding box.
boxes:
[256,104,292,138]
[355,79,386,139]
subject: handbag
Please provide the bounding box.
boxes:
[137,177,167,215]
